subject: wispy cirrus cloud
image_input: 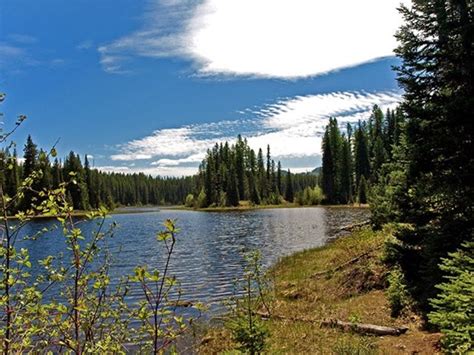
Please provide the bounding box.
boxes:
[99,0,409,78]
[105,90,401,176]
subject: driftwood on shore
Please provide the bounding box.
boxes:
[254,312,408,337]
[321,319,408,336]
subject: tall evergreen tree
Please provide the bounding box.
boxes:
[321,129,335,203]
[235,135,246,200]
[5,149,19,201]
[388,0,474,311]
[354,122,371,188]
[340,137,353,204]
[285,169,294,202]
[226,161,239,206]
[276,161,282,194]
[21,135,38,209]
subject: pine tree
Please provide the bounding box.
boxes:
[321,129,335,203]
[276,161,282,195]
[285,169,294,202]
[51,158,63,188]
[226,162,239,207]
[428,241,474,354]
[5,149,19,201]
[21,135,38,210]
[63,152,89,210]
[257,148,266,200]
[340,137,353,204]
[235,135,246,200]
[354,122,370,188]
[390,0,474,311]
[38,149,52,191]
[358,175,368,205]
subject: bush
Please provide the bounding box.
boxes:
[428,241,474,354]
[387,267,411,317]
[296,186,324,206]
[227,251,271,354]
[196,189,207,208]
[185,193,194,207]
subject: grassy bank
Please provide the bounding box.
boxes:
[200,227,440,354]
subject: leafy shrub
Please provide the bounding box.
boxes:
[196,189,207,208]
[227,251,271,354]
[185,193,194,207]
[295,186,324,206]
[428,241,474,354]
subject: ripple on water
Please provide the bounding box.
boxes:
[18,207,368,316]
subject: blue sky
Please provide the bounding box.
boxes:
[1,0,406,176]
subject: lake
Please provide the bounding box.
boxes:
[18,207,369,315]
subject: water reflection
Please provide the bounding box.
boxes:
[18,207,368,314]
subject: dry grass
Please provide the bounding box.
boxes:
[199,227,441,354]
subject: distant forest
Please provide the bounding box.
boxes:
[190,135,320,208]
[0,135,320,212]
[320,105,405,205]
[0,136,196,212]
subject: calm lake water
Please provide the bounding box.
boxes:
[19,207,368,314]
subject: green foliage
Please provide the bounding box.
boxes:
[386,266,411,318]
[185,193,194,207]
[295,186,324,206]
[0,100,196,352]
[284,169,294,203]
[130,219,199,353]
[357,176,368,205]
[227,251,271,354]
[197,136,317,208]
[370,0,474,315]
[332,336,378,355]
[428,242,474,354]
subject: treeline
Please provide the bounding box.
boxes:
[186,136,319,208]
[0,135,196,212]
[321,106,405,204]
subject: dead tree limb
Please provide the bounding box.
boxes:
[311,245,382,279]
[321,319,408,336]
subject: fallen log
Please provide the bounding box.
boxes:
[321,319,408,336]
[311,245,382,278]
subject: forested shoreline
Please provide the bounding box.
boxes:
[0,136,196,212]
[187,135,320,208]
[320,106,404,205]
[0,135,322,213]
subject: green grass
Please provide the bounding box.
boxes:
[199,227,440,354]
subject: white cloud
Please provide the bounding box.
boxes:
[76,40,93,50]
[99,0,409,78]
[111,153,154,161]
[151,152,206,167]
[106,90,401,176]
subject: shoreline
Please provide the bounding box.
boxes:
[6,203,369,220]
[166,203,369,213]
[199,226,440,354]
